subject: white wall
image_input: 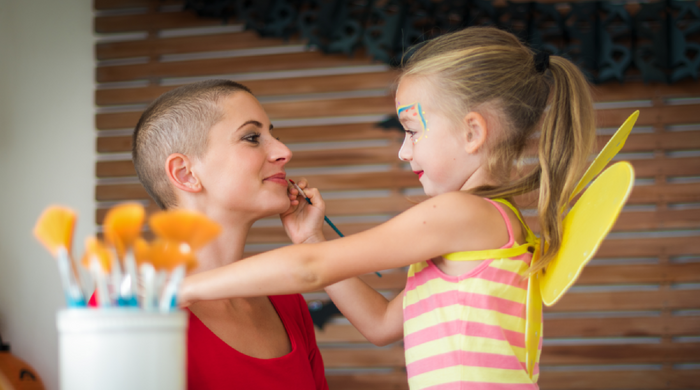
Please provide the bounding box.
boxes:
[0,0,93,388]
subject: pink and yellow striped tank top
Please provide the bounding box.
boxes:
[402,199,541,389]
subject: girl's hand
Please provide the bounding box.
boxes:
[281,178,326,244]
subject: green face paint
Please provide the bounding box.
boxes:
[396,102,429,144]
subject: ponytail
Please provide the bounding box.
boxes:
[531,57,596,273]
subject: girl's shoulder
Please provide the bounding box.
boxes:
[415,191,519,253]
[422,191,502,223]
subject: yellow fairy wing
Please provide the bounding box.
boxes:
[525,265,543,379]
[570,111,638,200]
[540,161,635,306]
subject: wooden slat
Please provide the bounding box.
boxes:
[549,289,700,312]
[596,105,700,128]
[96,123,401,153]
[325,367,700,389]
[629,157,700,178]
[316,316,700,343]
[96,50,376,83]
[95,171,418,200]
[96,71,398,105]
[96,31,297,60]
[96,129,700,155]
[96,95,394,129]
[326,373,408,390]
[94,0,181,10]
[592,81,700,101]
[319,343,700,367]
[95,11,222,34]
[538,370,700,389]
[544,316,700,338]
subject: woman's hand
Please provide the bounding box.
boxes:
[281,178,326,244]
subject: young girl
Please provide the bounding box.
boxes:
[180,26,596,389]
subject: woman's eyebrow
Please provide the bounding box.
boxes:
[237,120,263,130]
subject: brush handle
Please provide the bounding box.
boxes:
[90,258,111,308]
[57,248,86,307]
[119,250,139,307]
[140,263,156,311]
[159,265,185,312]
[295,187,382,278]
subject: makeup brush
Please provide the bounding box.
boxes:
[149,210,220,309]
[149,210,221,251]
[103,203,145,306]
[289,180,382,278]
[81,237,113,308]
[33,206,86,307]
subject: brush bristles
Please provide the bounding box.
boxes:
[103,203,145,258]
[33,206,77,257]
[149,210,221,250]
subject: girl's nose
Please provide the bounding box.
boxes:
[398,136,413,161]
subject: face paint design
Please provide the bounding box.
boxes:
[396,102,430,159]
[397,102,429,143]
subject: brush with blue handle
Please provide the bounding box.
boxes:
[289,180,381,278]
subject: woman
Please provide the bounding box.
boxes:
[115,80,329,389]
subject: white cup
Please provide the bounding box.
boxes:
[56,309,188,390]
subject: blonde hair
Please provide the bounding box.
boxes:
[402,27,596,273]
[132,80,251,209]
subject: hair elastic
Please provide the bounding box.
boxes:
[534,52,550,74]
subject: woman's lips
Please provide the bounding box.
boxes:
[414,171,424,179]
[264,173,287,186]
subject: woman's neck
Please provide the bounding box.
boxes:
[175,198,258,274]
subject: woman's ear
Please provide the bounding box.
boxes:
[463,111,488,154]
[165,153,202,193]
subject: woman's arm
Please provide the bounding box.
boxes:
[179,191,507,305]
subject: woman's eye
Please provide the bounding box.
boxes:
[244,133,261,143]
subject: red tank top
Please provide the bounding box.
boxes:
[88,293,328,389]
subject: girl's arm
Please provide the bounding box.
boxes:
[325,280,404,346]
[281,179,403,345]
[180,191,509,305]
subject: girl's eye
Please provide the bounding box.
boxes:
[405,130,417,138]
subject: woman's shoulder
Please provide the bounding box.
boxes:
[269,294,310,320]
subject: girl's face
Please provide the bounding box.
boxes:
[395,76,479,196]
[193,92,292,219]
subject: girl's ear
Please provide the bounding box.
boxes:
[165,153,202,193]
[463,111,488,154]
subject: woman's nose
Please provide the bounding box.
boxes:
[270,138,292,164]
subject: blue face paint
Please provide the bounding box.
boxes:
[396,102,429,144]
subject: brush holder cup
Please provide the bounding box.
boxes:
[56,309,188,390]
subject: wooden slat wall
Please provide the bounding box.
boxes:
[94,2,700,389]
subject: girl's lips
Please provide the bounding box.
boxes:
[414,171,424,179]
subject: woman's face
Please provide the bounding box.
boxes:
[193,92,292,218]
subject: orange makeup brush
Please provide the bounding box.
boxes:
[149,211,219,311]
[149,238,198,312]
[149,210,221,251]
[33,206,85,307]
[103,203,145,306]
[81,237,114,307]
